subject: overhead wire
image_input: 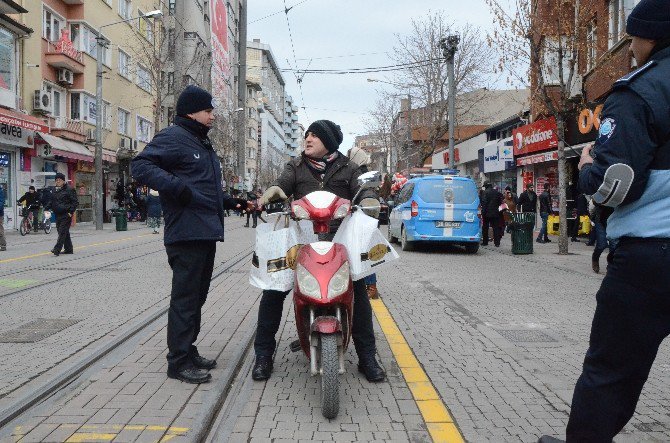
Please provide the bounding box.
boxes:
[282,0,309,120]
[249,0,311,24]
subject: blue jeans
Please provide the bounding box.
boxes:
[364,274,377,285]
[592,221,609,262]
[538,212,549,240]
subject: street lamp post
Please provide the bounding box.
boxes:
[440,35,459,170]
[93,10,162,230]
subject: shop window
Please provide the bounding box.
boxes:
[42,8,64,42]
[0,28,15,93]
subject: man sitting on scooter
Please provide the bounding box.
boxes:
[254,119,386,383]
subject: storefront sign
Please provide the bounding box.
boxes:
[0,109,49,133]
[0,123,34,148]
[513,117,558,156]
[516,150,558,166]
[483,138,514,173]
[566,103,604,145]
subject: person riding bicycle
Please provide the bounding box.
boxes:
[18,186,40,232]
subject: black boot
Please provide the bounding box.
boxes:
[358,355,386,382]
[192,354,217,370]
[167,366,212,384]
[252,355,273,380]
[51,248,60,256]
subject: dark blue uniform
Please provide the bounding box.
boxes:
[568,46,670,441]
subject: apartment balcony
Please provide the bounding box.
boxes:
[51,116,86,143]
[44,40,85,74]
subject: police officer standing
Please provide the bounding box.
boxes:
[540,1,670,441]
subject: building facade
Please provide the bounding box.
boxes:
[283,94,299,158]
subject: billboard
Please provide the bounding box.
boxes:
[512,117,558,156]
[210,0,231,113]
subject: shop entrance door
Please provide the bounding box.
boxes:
[0,150,15,230]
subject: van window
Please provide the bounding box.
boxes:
[416,180,478,204]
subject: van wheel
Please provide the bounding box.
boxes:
[464,243,479,254]
[388,226,397,243]
[400,227,414,251]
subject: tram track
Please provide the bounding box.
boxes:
[0,246,254,430]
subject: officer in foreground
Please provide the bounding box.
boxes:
[540,1,670,441]
[252,119,386,383]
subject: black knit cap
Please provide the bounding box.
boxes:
[55,172,65,181]
[626,0,670,40]
[305,120,343,154]
[176,85,215,116]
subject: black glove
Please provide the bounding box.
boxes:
[177,186,193,206]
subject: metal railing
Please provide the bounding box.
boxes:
[53,117,85,135]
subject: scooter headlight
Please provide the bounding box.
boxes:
[297,264,321,299]
[327,262,350,299]
[333,203,350,219]
[292,204,310,220]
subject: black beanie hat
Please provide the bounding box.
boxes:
[55,172,65,181]
[626,0,670,40]
[176,85,215,116]
[305,120,343,154]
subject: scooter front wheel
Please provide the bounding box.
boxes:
[320,333,339,419]
[44,222,52,234]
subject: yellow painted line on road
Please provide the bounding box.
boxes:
[370,298,465,443]
[60,424,189,442]
[66,433,116,442]
[0,233,155,264]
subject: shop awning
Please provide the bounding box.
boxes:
[37,133,93,162]
[86,145,117,163]
[0,108,49,133]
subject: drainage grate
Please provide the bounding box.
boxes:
[0,318,80,343]
[495,329,557,343]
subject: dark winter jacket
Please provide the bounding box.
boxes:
[48,185,78,217]
[0,185,4,217]
[18,191,40,208]
[274,153,374,202]
[517,190,537,212]
[539,190,552,214]
[480,188,503,218]
[146,193,162,218]
[131,116,237,245]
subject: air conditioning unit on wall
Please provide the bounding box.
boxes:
[33,90,52,114]
[57,68,74,86]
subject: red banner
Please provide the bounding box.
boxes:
[513,117,558,156]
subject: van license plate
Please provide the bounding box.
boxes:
[436,221,461,228]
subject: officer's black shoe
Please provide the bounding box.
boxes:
[536,238,545,244]
[252,355,273,381]
[592,259,600,274]
[358,356,386,382]
[51,248,60,256]
[62,250,73,255]
[192,354,217,370]
[537,436,564,443]
[544,238,552,242]
[167,366,212,384]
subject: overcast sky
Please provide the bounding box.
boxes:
[248,0,502,151]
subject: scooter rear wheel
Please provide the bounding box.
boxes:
[44,221,52,234]
[320,333,339,419]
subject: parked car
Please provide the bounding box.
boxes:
[387,174,481,253]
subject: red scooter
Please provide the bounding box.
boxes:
[290,190,354,419]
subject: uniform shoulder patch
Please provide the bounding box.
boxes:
[613,60,657,88]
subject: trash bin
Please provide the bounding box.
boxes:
[115,209,128,231]
[511,212,535,254]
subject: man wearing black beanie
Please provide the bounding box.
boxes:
[539,1,670,442]
[252,120,386,383]
[132,85,241,384]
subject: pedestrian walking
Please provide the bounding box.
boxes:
[131,85,241,384]
[146,189,162,234]
[254,189,267,225]
[48,173,78,256]
[480,182,504,247]
[252,119,386,383]
[537,184,552,243]
[0,184,6,251]
[502,188,517,234]
[539,2,670,441]
[517,183,537,213]
[244,190,259,228]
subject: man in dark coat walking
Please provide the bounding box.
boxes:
[480,183,504,247]
[517,183,537,213]
[48,173,78,256]
[537,185,553,243]
[132,85,241,384]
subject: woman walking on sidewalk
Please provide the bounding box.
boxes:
[146,189,162,234]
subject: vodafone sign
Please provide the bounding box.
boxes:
[513,117,558,156]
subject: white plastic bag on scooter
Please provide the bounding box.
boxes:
[249,215,318,291]
[332,210,399,280]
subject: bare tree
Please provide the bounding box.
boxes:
[486,0,589,254]
[257,146,284,190]
[363,93,400,173]
[386,12,494,167]
[209,114,239,188]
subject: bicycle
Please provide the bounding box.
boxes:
[19,206,52,236]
